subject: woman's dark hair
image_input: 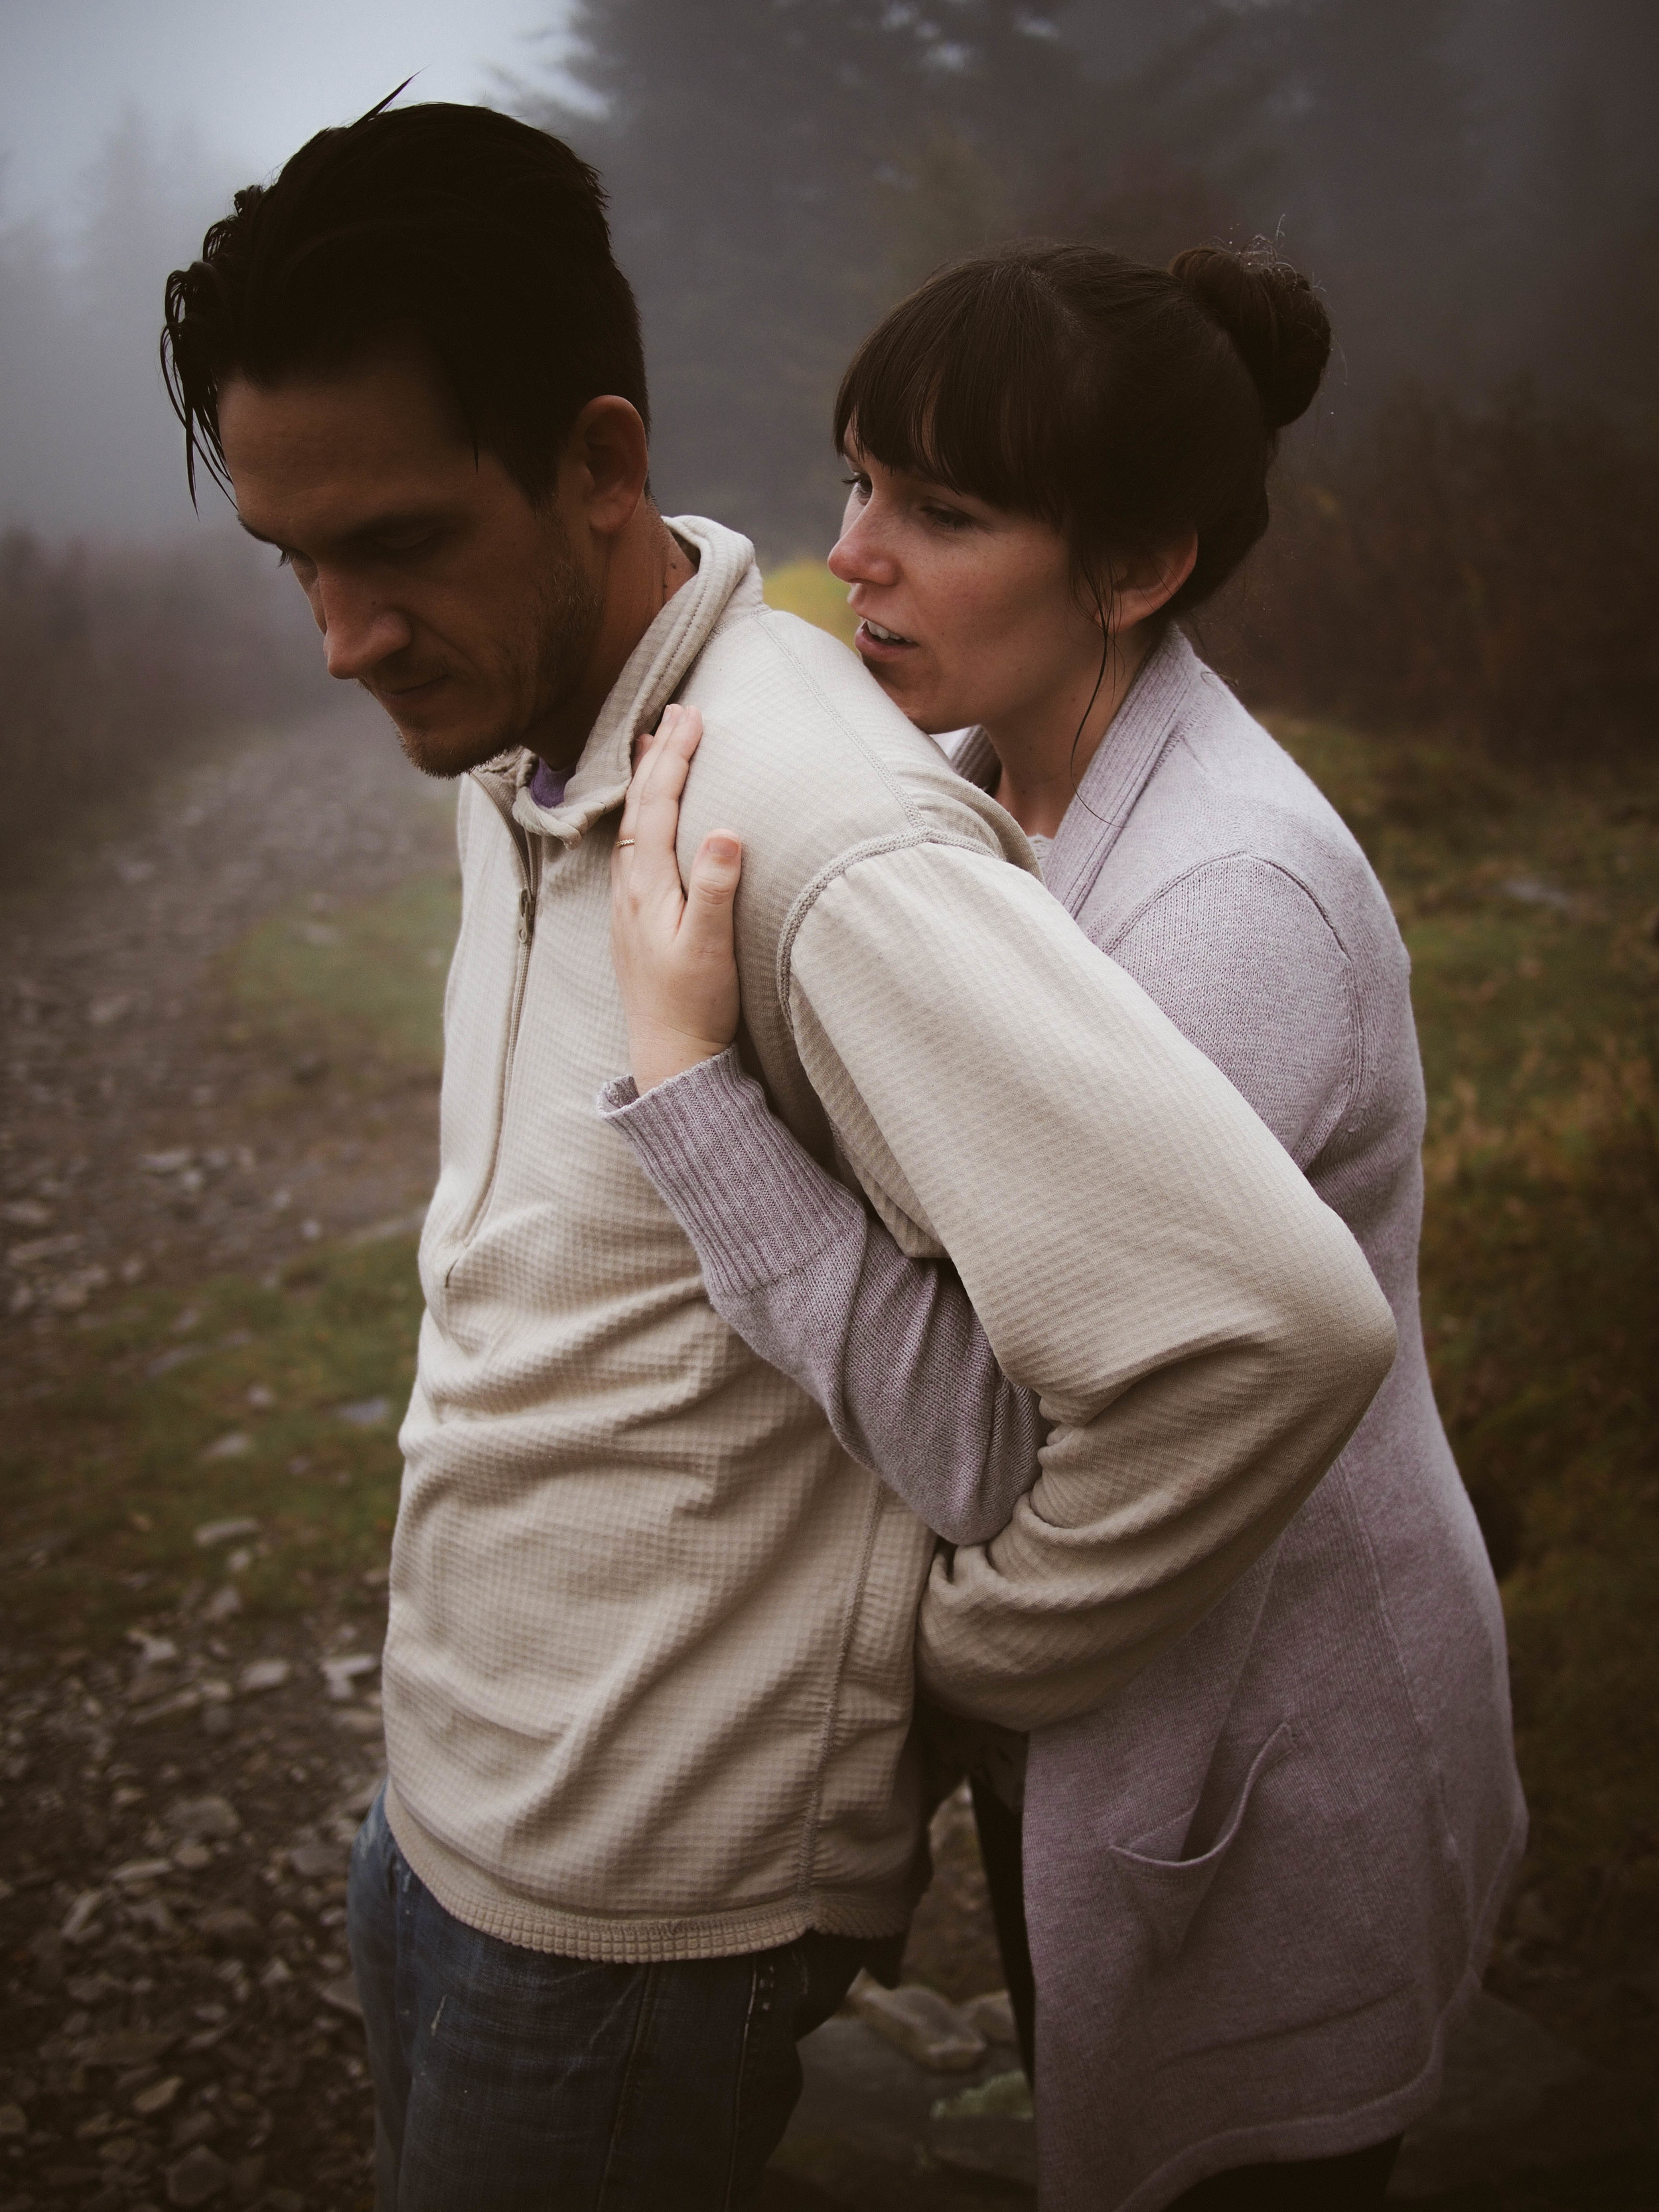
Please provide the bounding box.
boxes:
[161,98,648,504]
[833,239,1331,617]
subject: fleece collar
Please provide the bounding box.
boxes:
[501,514,760,849]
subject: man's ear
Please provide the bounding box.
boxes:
[567,396,650,538]
[1105,532,1200,633]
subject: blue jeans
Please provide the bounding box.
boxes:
[347,1787,867,2210]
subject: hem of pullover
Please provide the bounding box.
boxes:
[383,1777,918,1964]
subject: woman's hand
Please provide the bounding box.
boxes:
[610,703,745,1092]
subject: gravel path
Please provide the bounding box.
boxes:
[1,703,455,2211]
[3,695,455,1341]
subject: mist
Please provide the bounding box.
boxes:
[3,0,1654,551]
[0,0,569,541]
[520,0,1659,556]
[0,117,234,540]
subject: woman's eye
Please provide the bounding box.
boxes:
[922,504,972,532]
[840,473,871,500]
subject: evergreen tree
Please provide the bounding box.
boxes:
[1058,0,1486,409]
[515,0,1094,553]
[512,0,1652,550]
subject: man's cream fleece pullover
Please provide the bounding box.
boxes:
[381,517,1395,1963]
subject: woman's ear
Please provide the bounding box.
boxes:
[1108,532,1200,632]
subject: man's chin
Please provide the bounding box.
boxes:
[377,696,518,781]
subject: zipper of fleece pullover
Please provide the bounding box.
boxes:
[445,772,542,1278]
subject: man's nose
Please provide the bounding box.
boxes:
[317,577,415,683]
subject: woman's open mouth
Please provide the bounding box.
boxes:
[855,619,917,660]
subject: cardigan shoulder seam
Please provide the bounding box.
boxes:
[1096,849,1367,1162]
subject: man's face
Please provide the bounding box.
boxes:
[220,346,601,778]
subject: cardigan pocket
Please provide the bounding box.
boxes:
[1106,1724,1293,1968]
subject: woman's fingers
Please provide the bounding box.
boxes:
[618,702,691,845]
[624,705,704,901]
[614,829,743,1090]
[608,718,743,1090]
[616,702,704,869]
[680,832,744,958]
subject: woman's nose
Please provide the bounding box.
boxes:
[828,506,897,589]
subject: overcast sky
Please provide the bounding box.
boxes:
[0,0,576,230]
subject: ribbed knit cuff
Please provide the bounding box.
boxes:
[597,1048,862,1299]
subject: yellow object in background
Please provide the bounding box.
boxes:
[762,561,858,647]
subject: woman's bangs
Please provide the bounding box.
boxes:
[835,274,1065,522]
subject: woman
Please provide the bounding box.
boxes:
[603,243,1524,2210]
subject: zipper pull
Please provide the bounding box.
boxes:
[517,886,534,944]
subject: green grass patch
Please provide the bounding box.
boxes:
[226,870,461,1073]
[1268,715,1659,1996]
[3,1236,424,1643]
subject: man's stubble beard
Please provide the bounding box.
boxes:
[388,526,605,782]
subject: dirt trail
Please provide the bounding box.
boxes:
[0,705,457,2212]
[3,695,455,1343]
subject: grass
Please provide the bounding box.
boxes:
[2,866,463,1649]
[764,559,859,646]
[3,1236,421,1647]
[226,870,461,1075]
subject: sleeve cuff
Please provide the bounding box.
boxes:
[596,1047,863,1298]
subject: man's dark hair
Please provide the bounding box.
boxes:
[161,98,648,503]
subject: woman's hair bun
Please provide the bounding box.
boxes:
[1168,242,1332,431]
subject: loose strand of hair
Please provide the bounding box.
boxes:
[1062,570,1116,830]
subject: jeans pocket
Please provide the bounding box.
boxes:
[724,1947,809,2211]
[1106,1723,1293,1967]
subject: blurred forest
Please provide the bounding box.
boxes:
[520,0,1659,753]
[3,0,1656,816]
[0,115,326,861]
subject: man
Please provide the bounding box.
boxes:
[163,100,1394,2211]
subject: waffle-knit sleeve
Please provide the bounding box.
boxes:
[782,837,1396,1730]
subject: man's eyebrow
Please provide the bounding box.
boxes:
[236,508,453,552]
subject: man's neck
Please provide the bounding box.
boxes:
[538,508,697,770]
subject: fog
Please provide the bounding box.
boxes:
[1,0,1655,551]
[0,0,571,538]
[1,15,1654,2192]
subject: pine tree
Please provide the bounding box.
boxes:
[514,0,1094,554]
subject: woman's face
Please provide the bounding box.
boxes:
[828,447,1104,741]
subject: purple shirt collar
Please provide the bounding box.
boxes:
[528,757,571,811]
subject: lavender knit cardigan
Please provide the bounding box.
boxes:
[601,628,1526,2212]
